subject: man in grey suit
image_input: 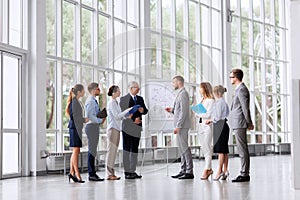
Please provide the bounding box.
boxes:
[228,68,254,182]
[166,75,194,179]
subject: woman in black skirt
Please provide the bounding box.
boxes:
[206,85,230,180]
[65,84,88,183]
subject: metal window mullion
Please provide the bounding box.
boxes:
[93,0,98,66]
[76,2,81,62]
[156,0,163,78]
[56,60,63,152]
[184,0,189,81]
[171,0,176,77]
[196,2,201,84]
[57,0,62,58]
[124,0,127,73]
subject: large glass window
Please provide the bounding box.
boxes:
[230,0,289,144]
[0,0,27,48]
[46,0,140,151]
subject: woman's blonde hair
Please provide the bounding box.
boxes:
[213,85,227,98]
[65,84,84,116]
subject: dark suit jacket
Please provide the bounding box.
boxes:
[68,98,85,133]
[120,93,148,137]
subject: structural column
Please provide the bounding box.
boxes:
[27,0,47,175]
[290,0,300,190]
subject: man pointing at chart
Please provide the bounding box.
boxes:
[165,75,194,179]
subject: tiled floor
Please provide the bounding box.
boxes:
[0,155,299,200]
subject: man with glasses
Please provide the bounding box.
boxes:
[85,82,106,181]
[120,81,148,179]
[228,69,254,182]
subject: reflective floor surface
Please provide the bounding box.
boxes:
[1,155,299,200]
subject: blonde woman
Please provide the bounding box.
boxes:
[195,82,214,180]
[206,85,230,181]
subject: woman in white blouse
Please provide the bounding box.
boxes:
[195,82,215,180]
[106,85,132,180]
[206,85,230,180]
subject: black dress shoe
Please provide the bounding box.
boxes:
[178,173,194,180]
[125,174,136,179]
[89,174,104,182]
[132,173,142,179]
[171,172,185,179]
[232,175,250,182]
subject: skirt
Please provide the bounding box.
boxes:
[69,128,82,147]
[213,121,229,153]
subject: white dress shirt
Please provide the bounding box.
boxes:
[107,99,131,131]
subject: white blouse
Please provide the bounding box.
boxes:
[107,99,131,131]
[195,98,215,121]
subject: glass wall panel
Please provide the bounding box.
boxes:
[128,0,138,25]
[62,2,75,59]
[201,5,209,46]
[98,0,107,12]
[188,1,196,41]
[46,0,56,55]
[266,60,273,93]
[241,19,249,55]
[46,60,56,130]
[2,55,19,129]
[264,0,272,24]
[62,63,76,127]
[114,20,123,71]
[212,10,221,48]
[241,0,250,18]
[82,0,92,7]
[150,0,157,29]
[162,36,171,79]
[114,0,123,19]
[176,0,184,35]
[231,16,239,53]
[265,25,274,59]
[3,133,19,174]
[253,0,261,21]
[176,39,184,75]
[98,14,108,67]
[162,0,171,31]
[82,8,93,64]
[9,0,21,47]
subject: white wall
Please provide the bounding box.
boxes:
[289,0,300,190]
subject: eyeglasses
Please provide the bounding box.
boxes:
[229,76,236,79]
[131,86,140,89]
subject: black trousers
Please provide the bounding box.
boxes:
[122,131,141,174]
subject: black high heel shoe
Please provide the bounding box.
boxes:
[75,175,85,183]
[68,173,79,183]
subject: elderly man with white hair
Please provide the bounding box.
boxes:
[119,81,148,179]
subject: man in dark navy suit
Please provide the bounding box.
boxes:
[120,81,148,179]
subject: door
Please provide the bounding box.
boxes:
[0,51,22,179]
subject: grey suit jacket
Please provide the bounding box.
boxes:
[228,83,253,129]
[172,87,191,129]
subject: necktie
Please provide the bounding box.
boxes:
[133,96,137,105]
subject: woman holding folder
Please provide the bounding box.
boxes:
[106,85,133,180]
[194,82,215,180]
